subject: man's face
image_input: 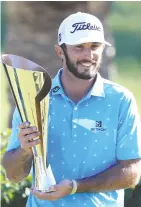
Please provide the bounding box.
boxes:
[62,42,104,80]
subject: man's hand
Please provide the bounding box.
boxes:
[18,122,40,154]
[31,179,73,201]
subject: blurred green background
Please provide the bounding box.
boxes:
[1,1,141,207]
[108,2,141,115]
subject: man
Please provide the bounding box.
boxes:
[2,12,141,207]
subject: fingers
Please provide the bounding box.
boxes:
[20,132,40,147]
[25,131,40,141]
[18,122,40,153]
[30,188,59,201]
[21,138,40,149]
[31,189,47,200]
[19,121,31,129]
[30,181,71,201]
[18,126,38,138]
[48,185,59,192]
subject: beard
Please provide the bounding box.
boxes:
[63,50,102,80]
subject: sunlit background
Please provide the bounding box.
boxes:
[1,1,141,207]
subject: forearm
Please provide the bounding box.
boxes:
[2,147,33,183]
[76,162,141,193]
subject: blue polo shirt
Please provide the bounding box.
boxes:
[7,69,141,207]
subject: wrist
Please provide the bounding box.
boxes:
[70,179,77,194]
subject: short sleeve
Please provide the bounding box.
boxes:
[116,92,141,160]
[6,108,22,151]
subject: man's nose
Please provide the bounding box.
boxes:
[83,48,96,61]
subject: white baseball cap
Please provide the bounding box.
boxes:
[58,12,111,46]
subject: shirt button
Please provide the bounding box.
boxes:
[74,106,78,111]
[73,125,77,128]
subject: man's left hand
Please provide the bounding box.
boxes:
[31,179,73,201]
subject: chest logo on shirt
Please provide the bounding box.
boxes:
[52,86,60,93]
[91,121,106,132]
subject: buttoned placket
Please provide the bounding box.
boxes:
[72,104,79,141]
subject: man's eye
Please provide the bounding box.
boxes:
[91,45,99,50]
[91,45,101,50]
[76,45,83,49]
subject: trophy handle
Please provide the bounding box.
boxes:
[35,73,51,165]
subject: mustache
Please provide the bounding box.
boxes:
[77,60,97,64]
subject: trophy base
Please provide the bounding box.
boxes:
[34,156,56,192]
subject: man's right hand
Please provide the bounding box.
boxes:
[18,122,40,154]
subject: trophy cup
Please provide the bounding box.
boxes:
[1,54,56,191]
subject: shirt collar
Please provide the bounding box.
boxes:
[90,73,105,97]
[51,69,105,98]
[51,69,64,95]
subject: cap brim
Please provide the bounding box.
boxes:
[104,41,112,46]
[61,37,112,46]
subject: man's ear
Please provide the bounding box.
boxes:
[55,45,64,59]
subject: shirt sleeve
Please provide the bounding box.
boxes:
[6,107,22,151]
[116,92,141,160]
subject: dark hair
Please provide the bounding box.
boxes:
[60,43,67,52]
[60,43,67,62]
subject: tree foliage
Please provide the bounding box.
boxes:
[1,129,31,206]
